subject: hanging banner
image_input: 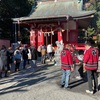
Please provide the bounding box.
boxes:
[38,31,44,45]
[58,31,63,43]
[30,29,36,46]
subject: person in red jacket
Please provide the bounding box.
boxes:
[60,44,74,89]
[83,41,99,94]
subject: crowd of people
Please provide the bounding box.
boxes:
[60,41,99,94]
[0,41,99,95]
[0,44,54,78]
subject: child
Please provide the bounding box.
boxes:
[73,50,83,79]
[14,50,22,72]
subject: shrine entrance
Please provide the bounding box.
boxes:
[44,32,58,46]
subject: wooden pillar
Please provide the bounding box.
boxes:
[18,20,20,41]
[42,33,44,45]
[66,16,69,42]
[14,23,17,43]
[51,34,52,44]
[46,34,48,46]
[35,30,38,48]
[75,20,78,43]
[66,21,69,42]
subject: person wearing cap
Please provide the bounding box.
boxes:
[83,41,99,94]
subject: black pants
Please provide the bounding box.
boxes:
[23,59,27,69]
[74,63,83,77]
[47,52,52,60]
[87,70,98,91]
[7,62,11,71]
[15,59,21,71]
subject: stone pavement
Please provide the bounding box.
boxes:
[0,60,47,90]
[0,61,100,100]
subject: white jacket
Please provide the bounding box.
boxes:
[47,44,53,53]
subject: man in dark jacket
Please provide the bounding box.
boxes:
[7,47,14,72]
[30,46,38,68]
[22,46,29,69]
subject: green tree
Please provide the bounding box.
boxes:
[96,2,100,32]
[0,0,35,42]
[87,27,95,36]
[20,28,30,44]
[84,0,99,40]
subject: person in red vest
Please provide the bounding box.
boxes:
[60,44,74,89]
[83,41,99,94]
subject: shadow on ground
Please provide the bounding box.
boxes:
[0,63,61,95]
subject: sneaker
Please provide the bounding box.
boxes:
[8,70,10,73]
[86,90,93,94]
[64,86,71,90]
[94,88,99,92]
[61,84,64,88]
[54,64,57,66]
[75,76,82,80]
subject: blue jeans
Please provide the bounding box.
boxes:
[61,70,71,88]
[30,60,37,68]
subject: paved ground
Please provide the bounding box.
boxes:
[0,61,100,100]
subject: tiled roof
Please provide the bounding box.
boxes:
[13,1,96,22]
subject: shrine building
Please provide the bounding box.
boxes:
[13,0,96,49]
